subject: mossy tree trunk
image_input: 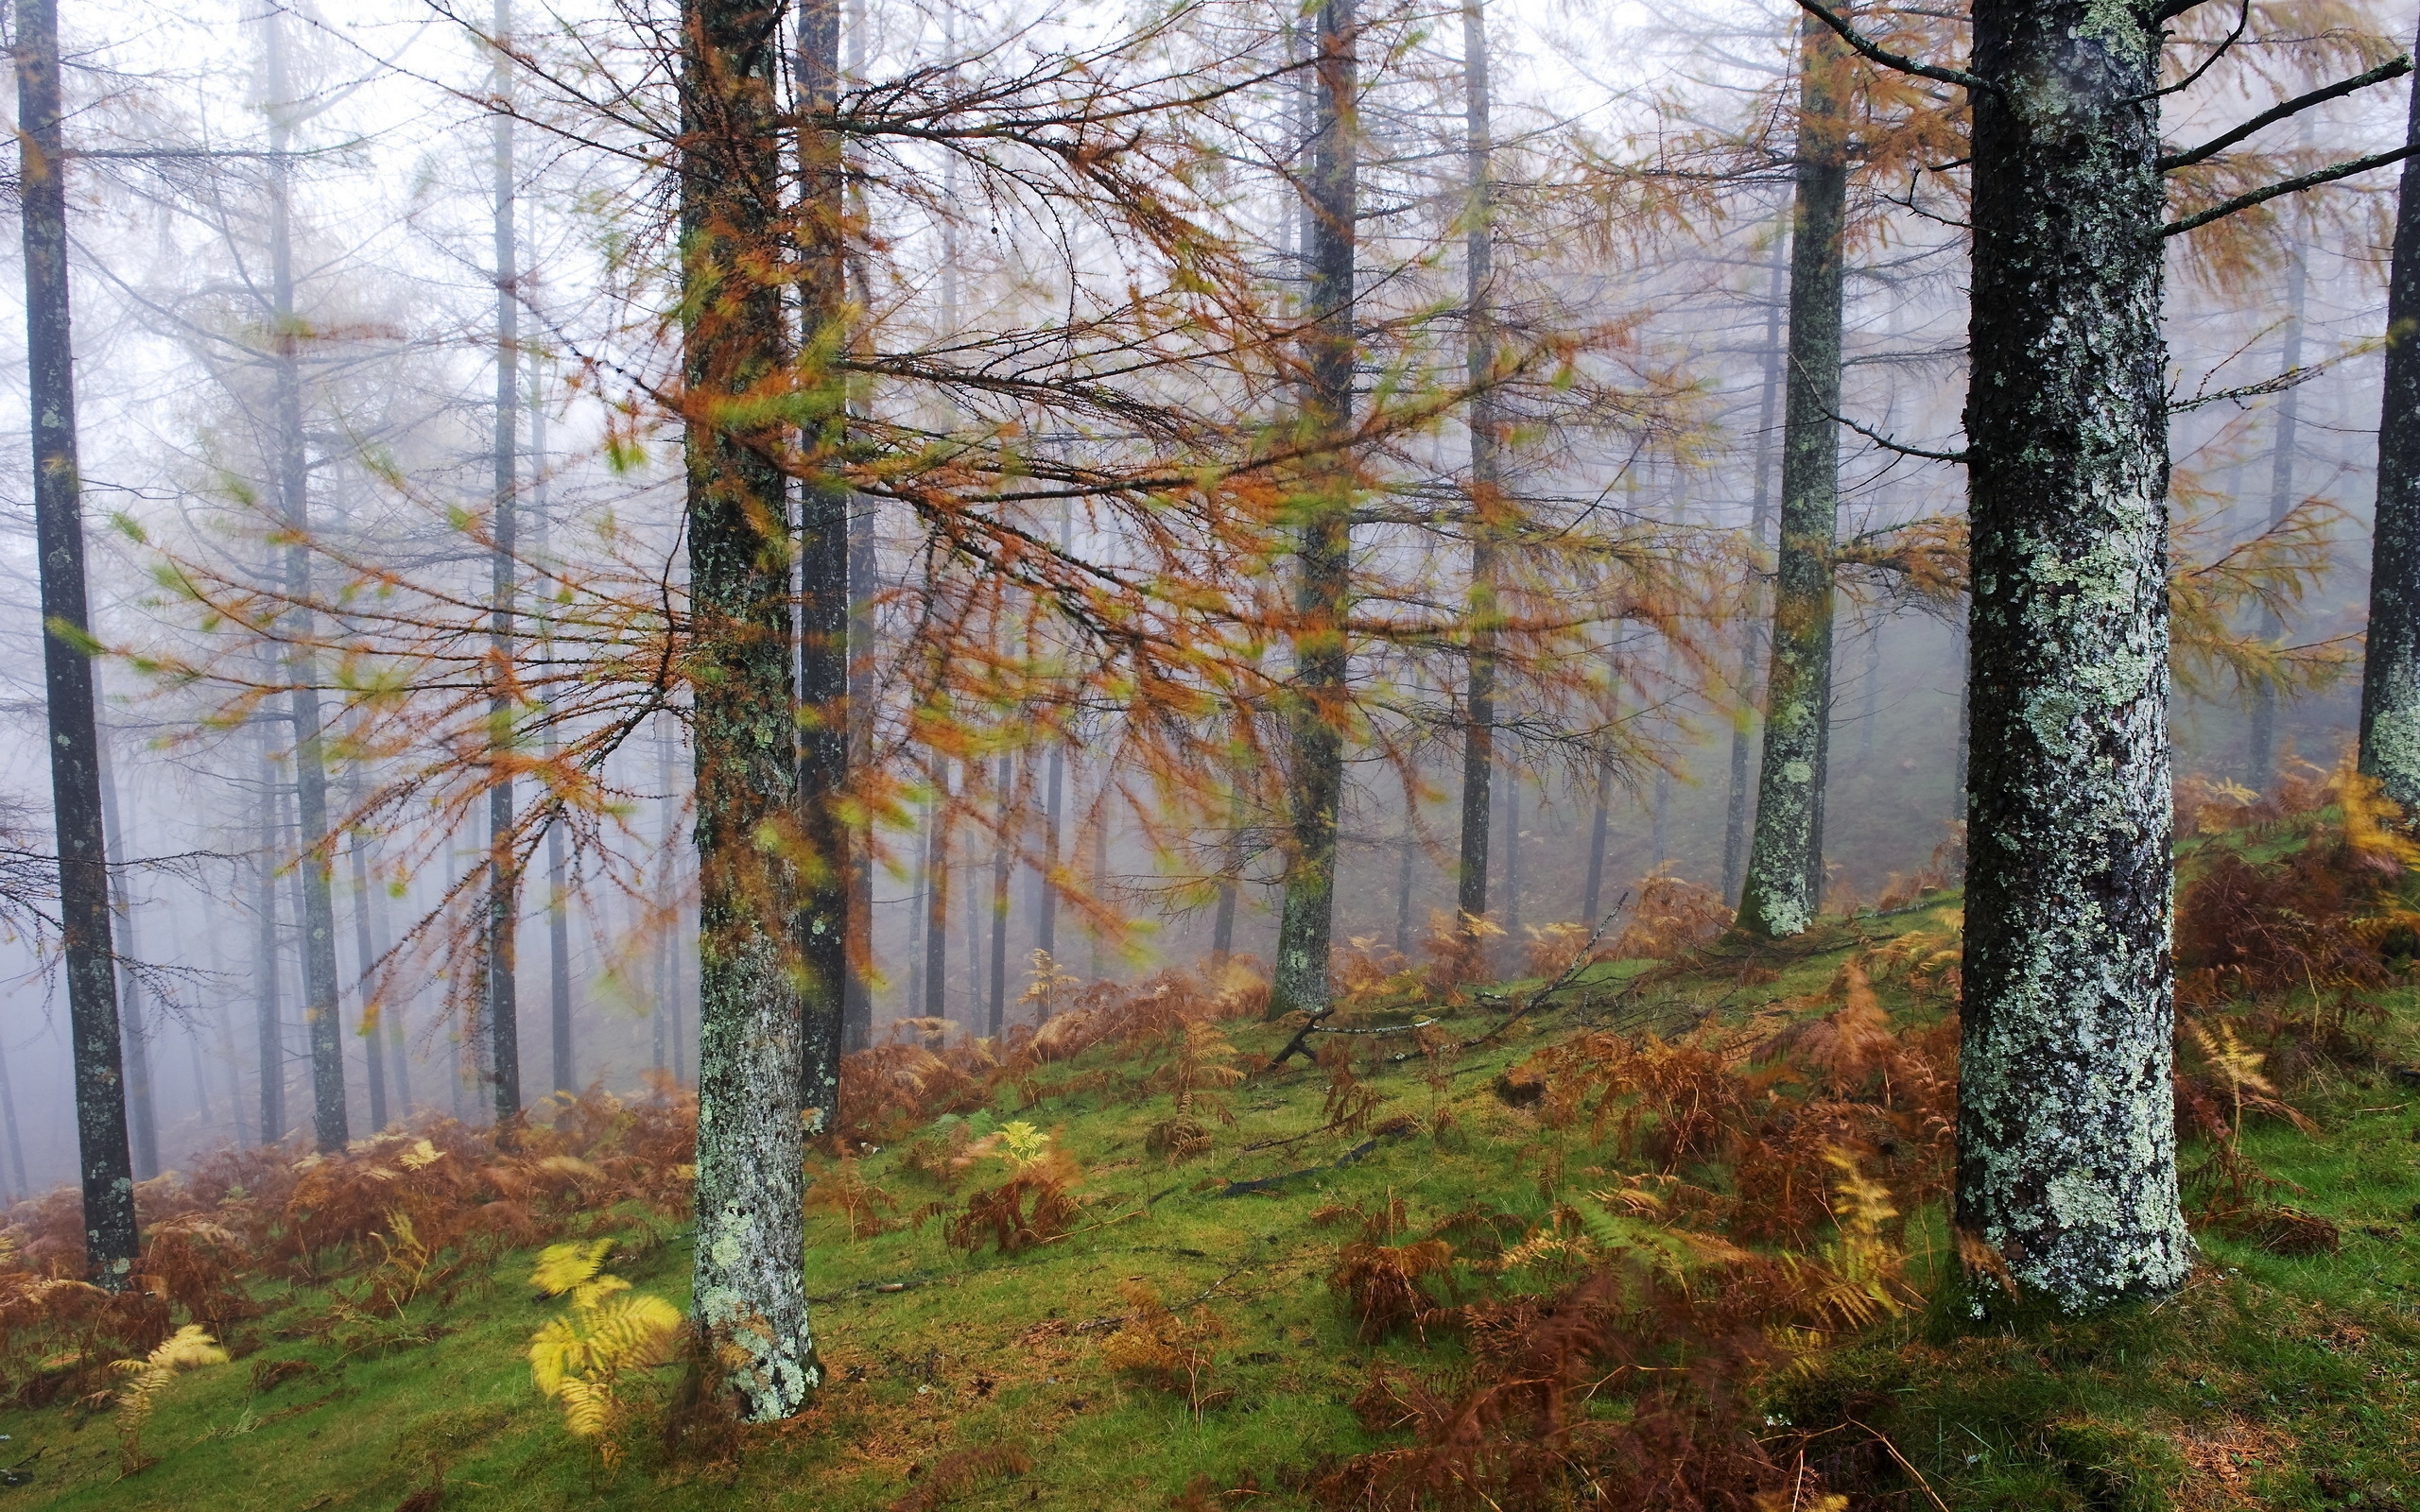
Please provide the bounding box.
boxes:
[1270,0,1358,1019]
[2359,26,2420,815]
[681,0,817,1422]
[1735,12,1847,940]
[1721,227,1789,906]
[1454,0,1499,934]
[16,0,139,1281]
[1956,0,2191,1312]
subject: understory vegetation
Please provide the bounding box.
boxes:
[2,781,2417,1510]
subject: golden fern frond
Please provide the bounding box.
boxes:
[530,1238,614,1298]
[556,1378,616,1438]
[397,1138,443,1170]
[584,1292,683,1372]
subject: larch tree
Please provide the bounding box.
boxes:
[1735,10,1850,940]
[1454,0,1501,935]
[485,0,524,1126]
[2359,21,2420,813]
[680,0,819,1420]
[16,0,141,1282]
[1270,0,1359,1018]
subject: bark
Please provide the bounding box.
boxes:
[987,756,1011,1037]
[1501,766,1520,939]
[1956,0,2191,1311]
[486,0,524,1127]
[1454,0,1499,933]
[1581,760,1612,923]
[17,0,138,1279]
[0,1027,26,1201]
[794,0,848,1130]
[1270,0,1357,1018]
[97,739,158,1179]
[266,9,349,1152]
[254,742,285,1142]
[924,768,950,1020]
[2360,22,2420,812]
[1736,13,1848,940]
[345,799,389,1131]
[2245,235,2305,787]
[680,0,816,1420]
[1721,230,1790,905]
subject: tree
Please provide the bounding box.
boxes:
[2359,25,2420,813]
[16,0,141,1282]
[680,0,819,1419]
[1270,0,1359,1018]
[1735,11,1850,940]
[485,0,525,1127]
[1454,0,1500,936]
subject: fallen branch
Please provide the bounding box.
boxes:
[1456,895,1631,1055]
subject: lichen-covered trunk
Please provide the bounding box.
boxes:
[1454,0,1498,933]
[486,0,524,1127]
[18,0,138,1280]
[681,0,815,1422]
[1736,14,1847,940]
[2359,29,2420,815]
[1956,0,2190,1312]
[1270,0,1358,1020]
[794,0,849,1131]
[1722,232,1789,906]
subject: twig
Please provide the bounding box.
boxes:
[1788,0,1993,94]
[1846,1418,1952,1512]
[2157,56,2411,172]
[1458,897,1631,1054]
[2165,143,2420,237]
[1264,1005,1336,1068]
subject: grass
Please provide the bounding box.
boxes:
[7,892,2418,1510]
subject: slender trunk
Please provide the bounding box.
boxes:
[987,756,1011,1037]
[1736,12,1848,939]
[97,739,158,1179]
[793,0,848,1131]
[1722,227,1790,905]
[266,9,348,1151]
[2360,20,2420,811]
[2247,237,2306,788]
[532,393,574,1096]
[924,766,949,1021]
[20,0,137,1277]
[680,0,816,1418]
[653,715,675,1076]
[1957,0,2189,1311]
[485,0,523,1127]
[1210,782,1240,961]
[346,813,388,1131]
[1392,819,1414,955]
[906,792,928,1017]
[1857,625,1880,766]
[1089,772,1110,980]
[1582,759,1613,923]
[253,748,285,1143]
[1455,0,1498,934]
[1270,0,1357,1018]
[209,921,254,1149]
[1041,745,1065,961]
[0,1025,26,1200]
[1501,765,1520,941]
[838,0,875,1058]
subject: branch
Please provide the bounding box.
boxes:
[1789,0,1995,94]
[2164,143,2419,236]
[1457,896,1632,1055]
[1832,409,1969,463]
[2157,56,2411,172]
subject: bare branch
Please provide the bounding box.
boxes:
[2164,142,2419,236]
[1789,0,1994,94]
[2157,55,2411,172]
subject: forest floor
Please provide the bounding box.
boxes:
[3,884,2417,1510]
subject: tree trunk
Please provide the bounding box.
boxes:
[2246,234,2306,788]
[2360,23,2420,812]
[97,737,159,1179]
[1956,0,2190,1312]
[1454,0,1498,935]
[531,390,575,1096]
[1736,12,1848,940]
[16,0,139,1278]
[266,9,350,1152]
[344,784,389,1131]
[1721,227,1789,905]
[0,1025,27,1201]
[794,0,849,1131]
[924,766,950,1020]
[679,0,817,1420]
[987,756,1011,1037]
[254,738,285,1143]
[1270,0,1357,1018]
[485,0,524,1127]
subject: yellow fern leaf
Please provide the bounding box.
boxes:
[528,1316,589,1399]
[530,1238,614,1297]
[557,1378,616,1437]
[398,1138,443,1170]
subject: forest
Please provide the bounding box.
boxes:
[0,0,2415,1505]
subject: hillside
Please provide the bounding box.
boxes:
[2,825,2417,1511]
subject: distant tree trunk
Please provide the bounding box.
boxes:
[1581,761,1612,924]
[0,1026,27,1201]
[266,9,349,1152]
[531,393,574,1097]
[924,765,950,1021]
[2360,27,2420,813]
[17,0,137,1277]
[1209,791,1239,961]
[1392,819,1415,955]
[344,794,389,1131]
[97,739,159,1180]
[1956,0,2191,1312]
[1857,625,1880,766]
[653,714,675,1074]
[1041,742,1066,962]
[2244,235,2306,788]
[485,0,524,1127]
[1455,0,1499,936]
[1089,774,1110,979]
[253,741,285,1143]
[1721,228,1789,905]
[794,0,849,1130]
[1501,765,1520,940]
[987,756,1011,1038]
[679,0,817,1420]
[1736,11,1848,940]
[1270,0,1358,1018]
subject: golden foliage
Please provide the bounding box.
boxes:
[527,1258,682,1467]
[111,1324,228,1476]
